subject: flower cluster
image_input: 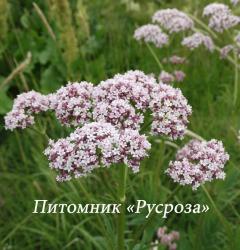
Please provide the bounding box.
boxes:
[44,122,151,181]
[220,44,234,58]
[156,227,180,250]
[50,81,93,127]
[150,84,192,140]
[182,32,214,52]
[159,71,186,84]
[5,91,49,130]
[203,3,240,32]
[93,99,144,130]
[168,55,186,65]
[152,8,194,33]
[93,70,157,111]
[231,0,239,6]
[166,139,229,190]
[134,24,169,48]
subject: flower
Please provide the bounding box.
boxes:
[50,81,93,127]
[119,129,151,172]
[93,70,157,111]
[159,71,175,84]
[4,91,49,130]
[181,32,214,52]
[150,84,192,140]
[231,0,239,5]
[203,3,239,32]
[166,139,229,190]
[134,24,169,48]
[203,3,230,17]
[44,122,151,181]
[152,8,194,33]
[208,13,239,32]
[169,55,186,65]
[93,99,144,130]
[220,45,234,58]
[174,71,186,82]
[156,227,180,250]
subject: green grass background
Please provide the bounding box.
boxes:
[0,0,240,249]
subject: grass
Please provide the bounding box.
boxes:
[1,0,240,249]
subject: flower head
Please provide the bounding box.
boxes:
[159,71,175,84]
[174,71,186,82]
[93,99,144,130]
[203,3,230,17]
[50,81,93,127]
[181,32,214,52]
[152,8,194,33]
[150,84,192,140]
[93,70,157,111]
[166,139,229,190]
[134,24,169,48]
[4,91,49,130]
[203,3,239,32]
[156,227,180,250]
[220,44,234,58]
[44,122,151,181]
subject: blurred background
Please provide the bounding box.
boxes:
[0,0,240,249]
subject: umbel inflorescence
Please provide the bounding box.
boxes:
[4,70,229,190]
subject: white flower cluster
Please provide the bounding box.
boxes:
[152,8,194,33]
[44,122,151,181]
[182,32,214,52]
[150,84,192,140]
[203,3,240,32]
[166,139,229,190]
[50,81,93,127]
[5,91,49,130]
[133,24,169,48]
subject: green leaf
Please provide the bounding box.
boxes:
[0,90,13,114]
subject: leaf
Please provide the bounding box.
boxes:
[0,90,13,114]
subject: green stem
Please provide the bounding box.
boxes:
[117,164,128,250]
[202,186,232,234]
[234,51,239,106]
[146,43,163,70]
[185,129,205,141]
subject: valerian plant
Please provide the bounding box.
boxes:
[4,69,229,249]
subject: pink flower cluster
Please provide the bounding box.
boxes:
[93,70,192,140]
[159,71,186,84]
[203,3,240,32]
[150,84,192,140]
[182,32,214,52]
[231,0,239,6]
[93,99,144,130]
[5,91,49,130]
[93,70,156,111]
[152,8,194,33]
[156,227,180,250]
[50,81,93,127]
[166,139,229,190]
[44,122,151,181]
[134,24,169,48]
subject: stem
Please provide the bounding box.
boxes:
[234,51,239,106]
[202,186,232,233]
[117,164,128,250]
[146,43,163,70]
[185,129,205,141]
